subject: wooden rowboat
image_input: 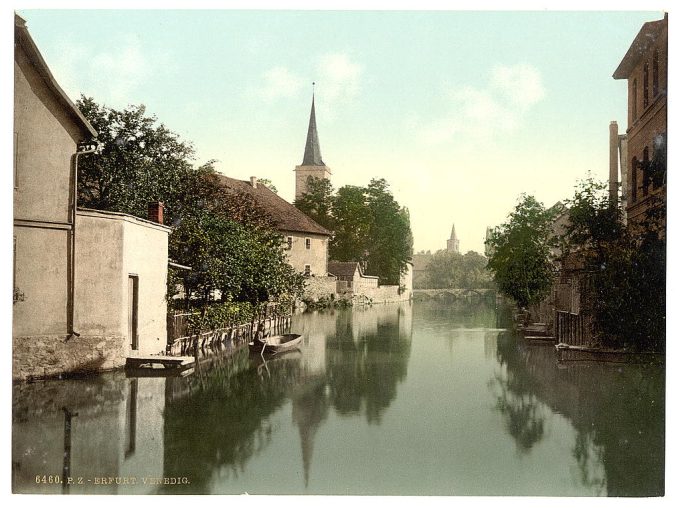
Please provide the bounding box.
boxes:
[249,334,302,354]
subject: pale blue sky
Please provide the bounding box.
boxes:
[18,9,662,252]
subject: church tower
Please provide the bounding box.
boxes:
[295,92,332,200]
[447,223,460,253]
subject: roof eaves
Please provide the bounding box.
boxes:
[15,14,97,138]
[613,18,666,79]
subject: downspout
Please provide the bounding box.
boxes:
[67,143,96,341]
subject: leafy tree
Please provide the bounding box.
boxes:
[364,179,413,285]
[331,185,372,262]
[486,195,556,308]
[423,250,493,289]
[77,96,304,310]
[563,178,665,352]
[76,96,195,221]
[295,177,413,285]
[293,176,334,229]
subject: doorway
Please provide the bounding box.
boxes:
[128,275,139,350]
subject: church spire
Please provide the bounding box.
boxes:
[302,86,324,166]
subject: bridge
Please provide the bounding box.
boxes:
[412,288,496,298]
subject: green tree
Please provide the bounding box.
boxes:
[293,176,334,229]
[76,96,195,222]
[486,195,556,308]
[423,250,493,289]
[77,96,304,309]
[330,185,372,263]
[295,177,413,285]
[563,178,665,352]
[364,179,413,285]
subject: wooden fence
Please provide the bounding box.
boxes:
[166,307,292,356]
[554,310,592,347]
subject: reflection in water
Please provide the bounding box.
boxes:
[492,331,664,496]
[12,299,664,496]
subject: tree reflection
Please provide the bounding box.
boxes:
[325,306,412,424]
[490,331,665,496]
[161,348,305,493]
[491,332,546,453]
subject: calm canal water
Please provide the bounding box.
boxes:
[12,298,664,496]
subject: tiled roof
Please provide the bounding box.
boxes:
[216,175,331,236]
[328,261,360,277]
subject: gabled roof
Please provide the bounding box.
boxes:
[328,261,360,277]
[328,261,379,279]
[15,14,97,138]
[613,15,667,80]
[216,175,331,236]
[301,95,325,166]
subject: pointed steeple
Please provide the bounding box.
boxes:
[302,91,324,166]
[447,223,460,253]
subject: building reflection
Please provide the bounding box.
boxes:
[12,302,415,494]
[12,373,165,494]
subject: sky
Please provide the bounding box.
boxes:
[15,8,664,253]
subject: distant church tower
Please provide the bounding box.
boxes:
[447,223,460,253]
[295,91,332,201]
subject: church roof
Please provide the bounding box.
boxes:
[216,175,331,236]
[301,95,325,166]
[449,223,458,240]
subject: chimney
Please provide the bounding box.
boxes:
[609,121,619,204]
[250,176,258,189]
[148,202,164,224]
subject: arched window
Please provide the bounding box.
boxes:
[632,79,638,119]
[631,157,638,203]
[653,49,659,97]
[642,147,650,196]
[643,62,649,109]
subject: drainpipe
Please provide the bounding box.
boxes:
[67,142,97,341]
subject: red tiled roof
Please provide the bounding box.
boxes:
[216,175,331,236]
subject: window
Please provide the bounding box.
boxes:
[286,236,293,250]
[632,79,638,119]
[305,238,311,250]
[653,49,659,97]
[631,157,638,203]
[13,133,18,189]
[643,62,649,109]
[642,147,650,197]
[304,265,311,276]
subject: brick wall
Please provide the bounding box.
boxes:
[623,18,667,226]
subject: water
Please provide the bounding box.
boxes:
[12,299,664,496]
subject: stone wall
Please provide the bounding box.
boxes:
[302,275,338,302]
[12,334,127,381]
[356,285,410,304]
